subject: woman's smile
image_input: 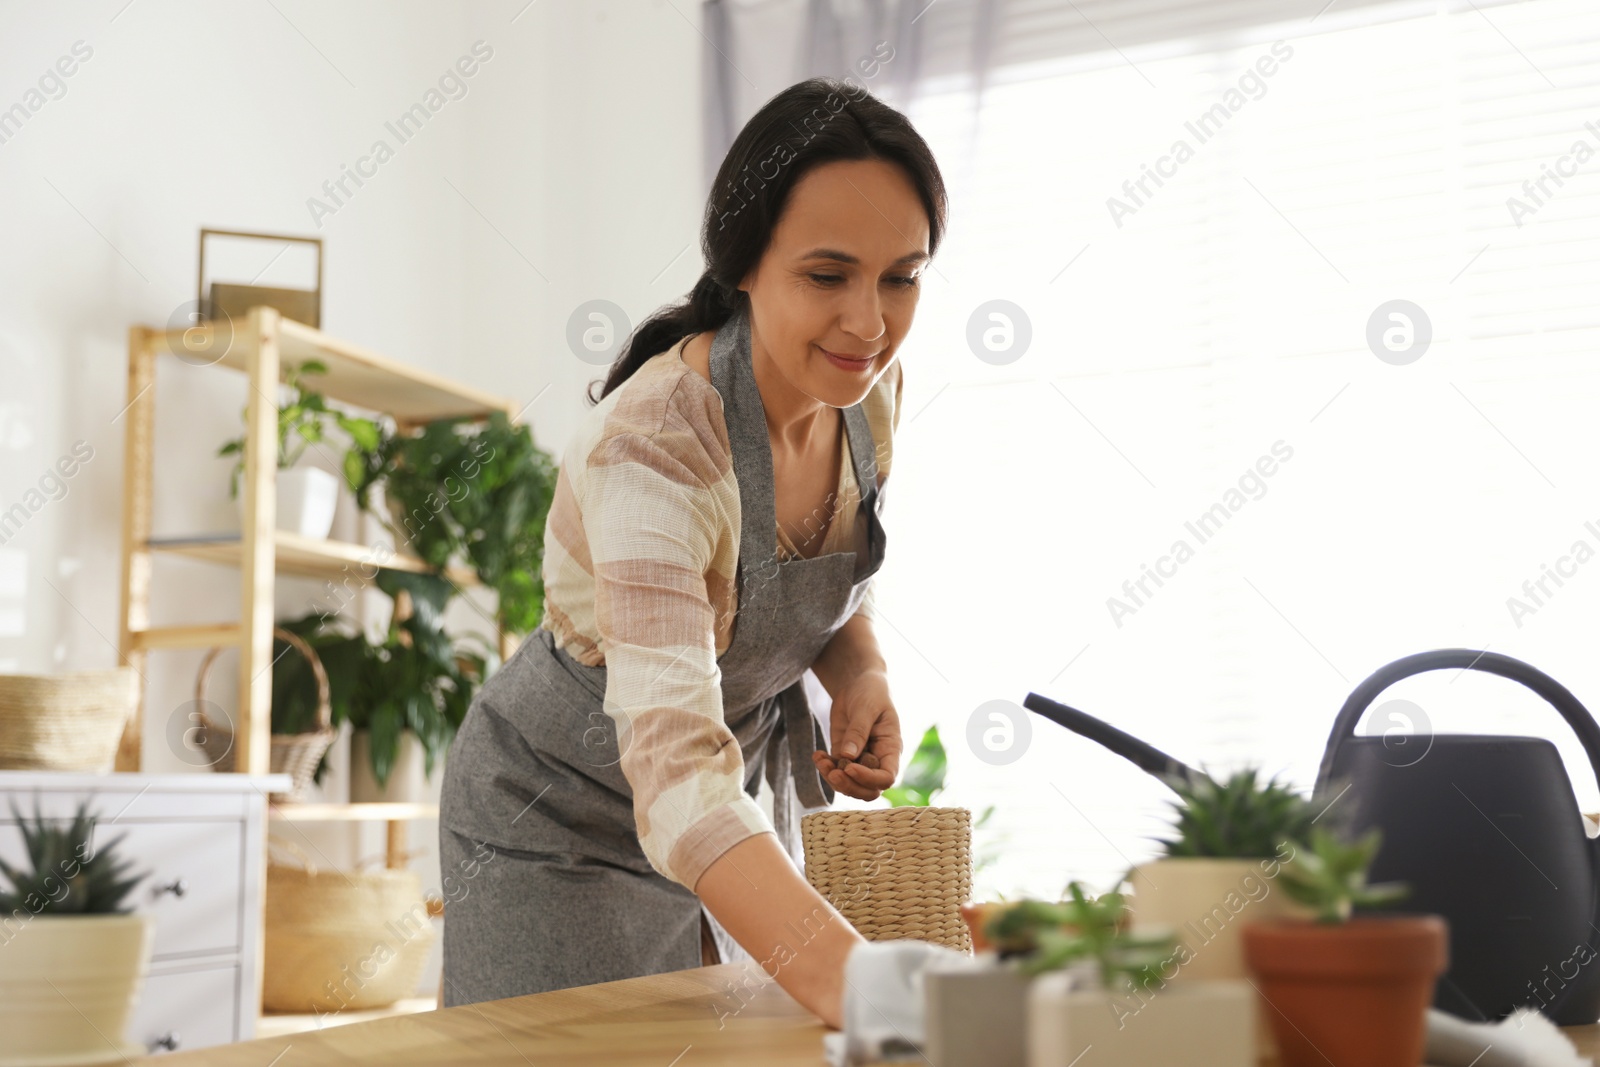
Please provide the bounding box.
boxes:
[817,344,878,374]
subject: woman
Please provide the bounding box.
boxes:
[438,76,948,1029]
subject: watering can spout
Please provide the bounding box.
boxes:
[1021,692,1206,791]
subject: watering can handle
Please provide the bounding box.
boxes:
[1314,648,1600,797]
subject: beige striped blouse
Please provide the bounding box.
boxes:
[539,333,902,891]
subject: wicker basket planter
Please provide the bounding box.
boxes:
[262,840,435,1013]
[800,805,973,952]
[192,627,336,799]
[0,667,139,772]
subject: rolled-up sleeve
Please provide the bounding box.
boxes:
[585,420,771,893]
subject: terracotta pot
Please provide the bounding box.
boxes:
[1242,915,1448,1067]
[961,901,1001,953]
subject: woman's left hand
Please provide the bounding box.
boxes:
[810,669,902,802]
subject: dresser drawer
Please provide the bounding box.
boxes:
[132,961,241,1054]
[107,820,244,959]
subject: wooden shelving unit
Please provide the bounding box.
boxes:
[116,305,521,1030]
[145,530,480,585]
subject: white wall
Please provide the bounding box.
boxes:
[0,0,706,1000]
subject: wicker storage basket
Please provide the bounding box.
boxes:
[262,839,435,1013]
[193,627,335,800]
[801,805,974,952]
[0,667,139,772]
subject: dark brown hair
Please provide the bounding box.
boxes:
[590,76,948,403]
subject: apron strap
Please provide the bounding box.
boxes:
[840,399,879,503]
[709,303,881,574]
[763,679,835,856]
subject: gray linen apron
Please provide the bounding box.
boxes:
[437,302,888,1006]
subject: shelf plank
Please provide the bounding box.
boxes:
[147,531,479,587]
[146,318,517,424]
[268,802,439,822]
[130,623,241,651]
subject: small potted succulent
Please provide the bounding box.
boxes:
[0,795,154,1062]
[929,882,1253,1067]
[1242,826,1446,1067]
[1126,768,1320,982]
[218,358,380,540]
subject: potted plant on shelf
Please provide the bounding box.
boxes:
[1242,826,1444,1067]
[0,796,154,1063]
[191,625,337,801]
[1125,767,1319,982]
[273,570,494,803]
[344,411,558,634]
[218,358,380,540]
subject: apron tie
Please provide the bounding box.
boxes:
[763,678,835,860]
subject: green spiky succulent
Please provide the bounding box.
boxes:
[1278,826,1409,924]
[1155,768,1321,860]
[982,883,1177,989]
[0,796,149,915]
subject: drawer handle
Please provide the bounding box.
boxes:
[149,1032,181,1052]
[153,878,188,898]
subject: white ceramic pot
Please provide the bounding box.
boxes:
[1127,856,1312,1059]
[236,466,340,540]
[349,729,436,804]
[0,913,155,1064]
[1127,857,1310,981]
[1027,970,1254,1067]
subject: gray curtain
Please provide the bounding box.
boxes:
[700,0,1000,193]
[699,0,1451,195]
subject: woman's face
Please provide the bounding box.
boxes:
[738,158,930,410]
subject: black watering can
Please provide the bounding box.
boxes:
[1024,647,1600,1025]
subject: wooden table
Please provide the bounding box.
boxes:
[146,963,1600,1066]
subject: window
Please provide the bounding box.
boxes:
[861,0,1600,899]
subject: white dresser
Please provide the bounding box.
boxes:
[0,771,288,1057]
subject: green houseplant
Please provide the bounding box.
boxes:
[1151,767,1321,859]
[1125,768,1321,986]
[217,358,381,540]
[881,723,946,807]
[344,411,557,634]
[0,796,156,1061]
[931,882,1253,1067]
[976,882,1175,982]
[273,570,494,797]
[1242,827,1445,1067]
[1277,825,1409,922]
